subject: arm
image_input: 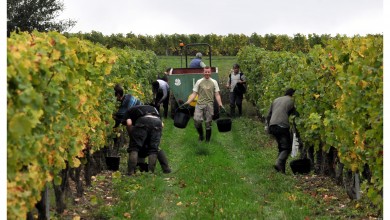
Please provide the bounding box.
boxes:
[125,118,133,136]
[226,71,232,88]
[184,92,198,105]
[215,92,223,107]
[158,87,168,104]
[240,74,247,84]
[266,103,273,125]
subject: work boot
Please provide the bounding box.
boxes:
[237,104,242,117]
[230,105,235,117]
[274,150,289,174]
[157,150,171,173]
[196,125,204,141]
[127,151,138,176]
[137,162,149,172]
[205,129,212,142]
[148,153,158,173]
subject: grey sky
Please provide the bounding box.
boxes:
[59,0,383,36]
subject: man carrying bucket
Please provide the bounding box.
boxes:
[183,66,224,142]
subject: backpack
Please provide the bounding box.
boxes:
[229,72,246,95]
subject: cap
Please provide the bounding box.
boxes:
[196,52,202,58]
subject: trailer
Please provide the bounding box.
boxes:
[167,43,219,119]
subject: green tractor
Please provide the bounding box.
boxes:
[167,43,220,119]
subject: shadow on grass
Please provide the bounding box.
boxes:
[194,144,210,156]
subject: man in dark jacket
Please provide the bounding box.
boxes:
[123,105,163,175]
[152,77,170,118]
[113,84,171,174]
[266,88,298,174]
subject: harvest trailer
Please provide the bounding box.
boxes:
[167,43,219,119]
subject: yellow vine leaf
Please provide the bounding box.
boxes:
[72,157,81,167]
[95,54,105,63]
[359,80,369,88]
[105,65,113,75]
[79,95,88,106]
[336,80,342,89]
[51,49,61,60]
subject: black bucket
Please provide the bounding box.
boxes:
[216,109,232,132]
[106,156,120,171]
[174,107,190,129]
[290,158,311,174]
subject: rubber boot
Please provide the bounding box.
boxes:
[158,150,171,173]
[274,150,289,174]
[196,125,204,141]
[230,104,235,117]
[237,104,242,117]
[137,157,148,172]
[127,151,138,176]
[148,153,158,173]
[205,129,212,142]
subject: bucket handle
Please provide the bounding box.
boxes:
[218,107,231,118]
[175,104,191,114]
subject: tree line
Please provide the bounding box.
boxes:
[8,0,381,56]
[64,31,346,56]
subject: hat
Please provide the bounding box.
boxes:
[196,52,202,58]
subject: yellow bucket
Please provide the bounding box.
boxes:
[189,95,198,107]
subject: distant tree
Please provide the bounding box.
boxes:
[7,0,76,36]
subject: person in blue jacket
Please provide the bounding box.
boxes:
[189,52,206,68]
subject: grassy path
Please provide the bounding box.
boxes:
[93,117,322,219]
[58,112,376,219]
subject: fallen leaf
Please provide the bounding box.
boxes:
[124,212,131,218]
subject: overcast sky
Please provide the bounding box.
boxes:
[58,0,384,36]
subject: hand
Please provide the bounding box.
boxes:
[184,102,190,107]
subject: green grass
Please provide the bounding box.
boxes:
[93,117,322,219]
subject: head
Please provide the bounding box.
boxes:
[284,88,296,96]
[114,84,124,101]
[165,67,172,74]
[152,81,159,93]
[203,66,212,79]
[161,74,168,83]
[196,52,202,59]
[233,63,240,74]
